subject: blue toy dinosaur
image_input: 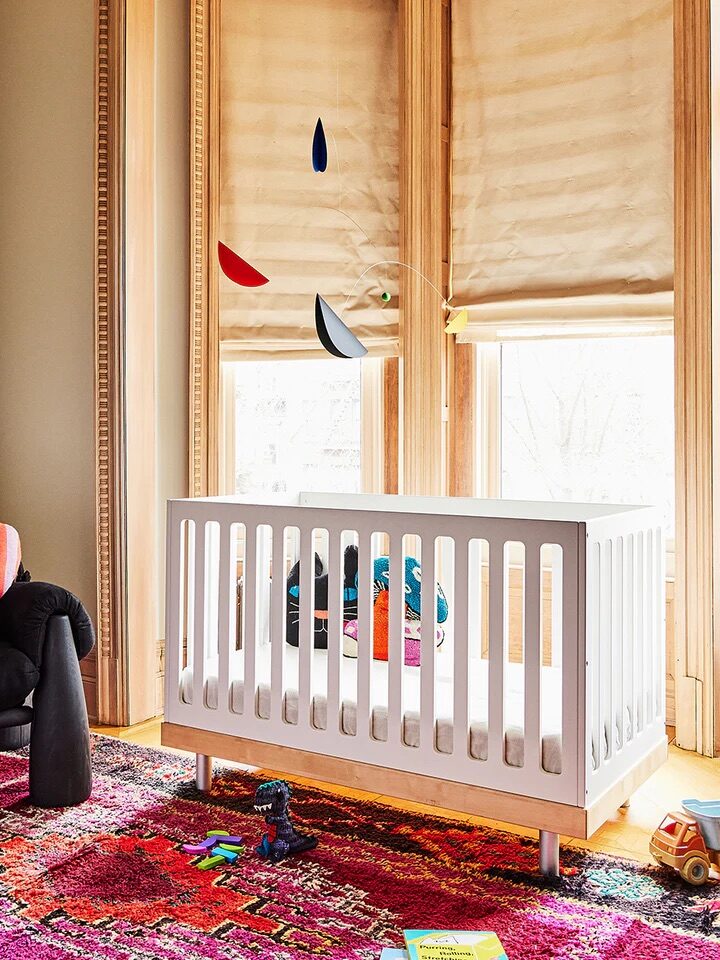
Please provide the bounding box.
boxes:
[253,779,317,863]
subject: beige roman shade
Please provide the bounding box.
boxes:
[451,0,673,341]
[219,0,399,361]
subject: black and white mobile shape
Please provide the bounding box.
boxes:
[314,294,368,359]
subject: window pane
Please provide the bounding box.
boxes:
[500,337,674,533]
[230,359,361,496]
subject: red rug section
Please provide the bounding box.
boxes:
[0,735,718,959]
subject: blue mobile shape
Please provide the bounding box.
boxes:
[312,117,328,173]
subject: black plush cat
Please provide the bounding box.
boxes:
[286,545,358,649]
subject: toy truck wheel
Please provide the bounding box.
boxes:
[681,856,710,886]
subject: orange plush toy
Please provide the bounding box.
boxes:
[342,555,448,666]
[372,590,391,660]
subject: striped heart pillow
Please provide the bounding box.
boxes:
[0,524,21,599]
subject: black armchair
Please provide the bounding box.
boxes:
[0,580,95,807]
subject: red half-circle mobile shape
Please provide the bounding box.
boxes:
[217,240,269,287]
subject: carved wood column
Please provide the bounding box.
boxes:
[673,0,719,755]
[95,0,159,725]
[95,0,126,725]
[190,0,220,498]
[399,0,446,496]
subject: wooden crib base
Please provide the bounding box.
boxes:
[161,722,667,841]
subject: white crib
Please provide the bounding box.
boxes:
[162,492,667,875]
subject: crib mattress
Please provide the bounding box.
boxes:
[179,646,566,774]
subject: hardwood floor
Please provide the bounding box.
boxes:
[92,719,720,865]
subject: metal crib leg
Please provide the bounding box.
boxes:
[196,753,213,792]
[539,830,560,877]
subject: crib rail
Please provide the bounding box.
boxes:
[165,495,664,809]
[584,511,665,804]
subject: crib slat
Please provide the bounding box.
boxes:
[298,529,315,727]
[588,542,600,770]
[326,529,342,733]
[646,528,655,726]
[622,535,634,742]
[243,525,258,718]
[551,545,562,668]
[636,532,645,732]
[192,521,207,709]
[420,538,437,750]
[612,537,623,751]
[595,542,606,763]
[487,538,504,764]
[467,539,484,760]
[453,538,470,757]
[270,525,285,721]
[467,539,482,660]
[523,540,542,773]
[388,532,404,743]
[655,528,664,720]
[601,539,614,760]
[186,520,196,684]
[165,507,183,698]
[356,532,373,739]
[217,522,233,714]
[562,534,581,779]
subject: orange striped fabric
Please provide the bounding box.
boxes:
[0,524,21,599]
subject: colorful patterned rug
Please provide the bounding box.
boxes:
[0,735,718,959]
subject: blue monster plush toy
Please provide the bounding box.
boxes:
[341,554,449,661]
[372,555,448,623]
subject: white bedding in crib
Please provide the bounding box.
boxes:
[179,646,568,774]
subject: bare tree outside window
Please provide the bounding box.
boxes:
[230,360,361,496]
[501,337,674,534]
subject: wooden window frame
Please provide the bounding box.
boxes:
[465,1,720,754]
[190,0,471,502]
[80,0,713,750]
[218,356,385,497]
[173,0,720,754]
[673,0,719,756]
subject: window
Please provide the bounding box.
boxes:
[478,336,675,537]
[225,358,362,497]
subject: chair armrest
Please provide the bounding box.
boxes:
[29,614,92,806]
[0,582,95,668]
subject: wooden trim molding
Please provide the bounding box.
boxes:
[95,0,127,725]
[383,357,400,494]
[189,0,220,498]
[94,0,159,725]
[673,0,718,755]
[448,343,475,496]
[399,0,446,497]
[443,0,475,499]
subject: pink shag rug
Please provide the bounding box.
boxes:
[0,735,718,958]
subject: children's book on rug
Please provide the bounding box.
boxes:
[380,950,408,959]
[403,930,508,960]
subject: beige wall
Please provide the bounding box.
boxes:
[0,1,190,722]
[0,1,98,706]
